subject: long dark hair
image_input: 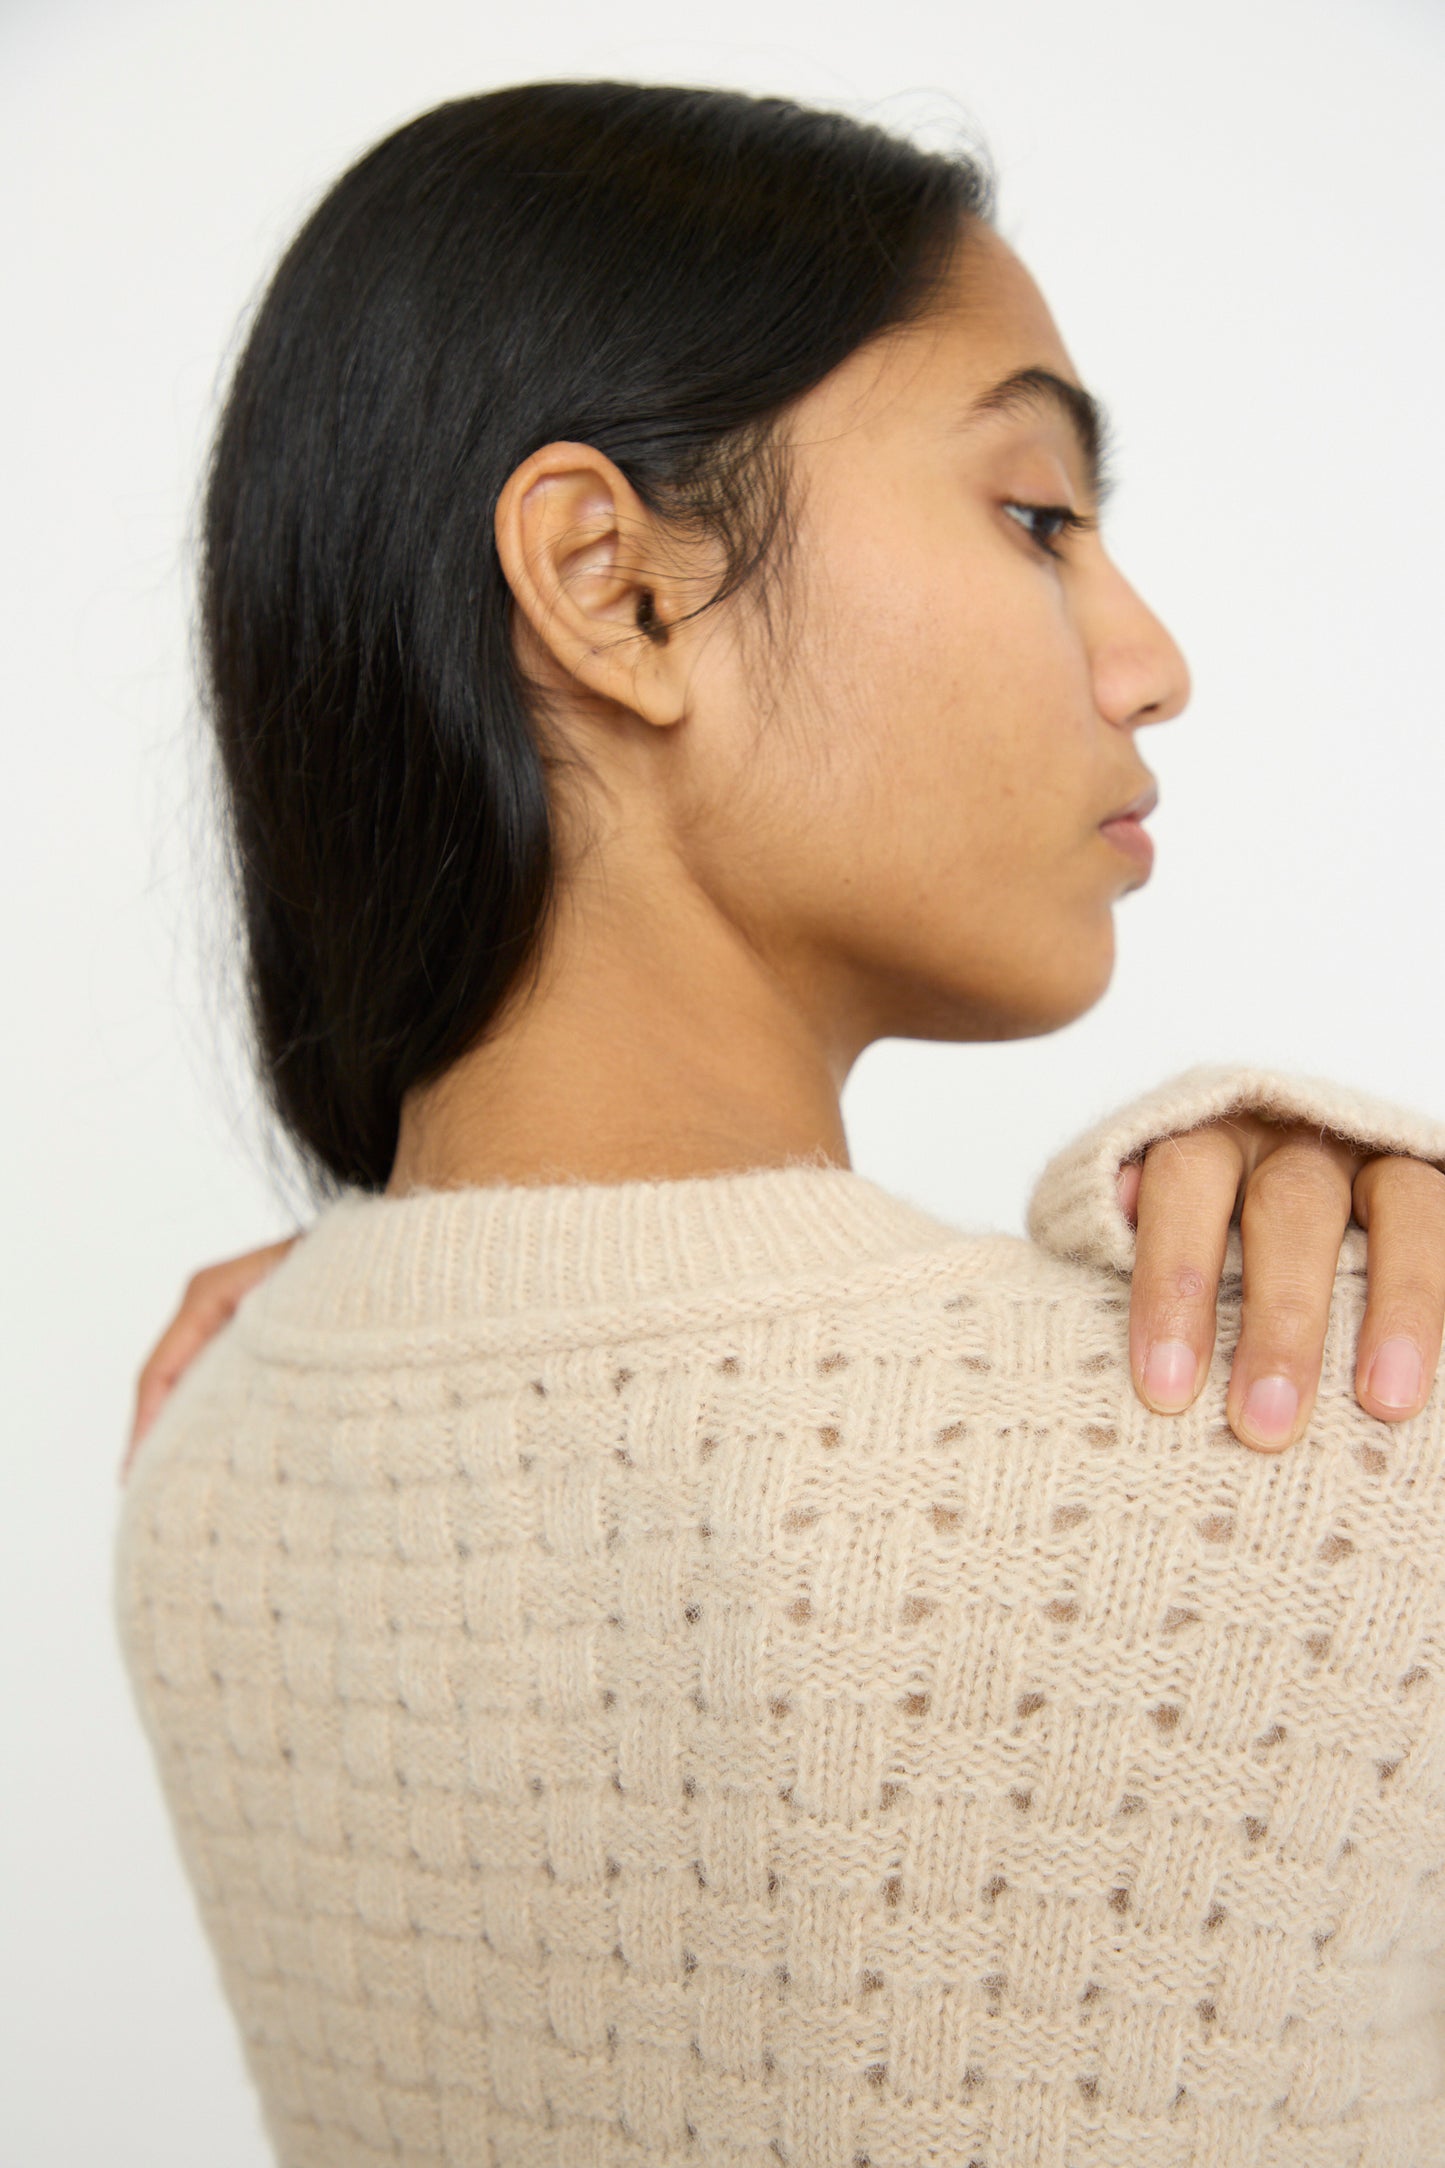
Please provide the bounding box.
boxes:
[198,81,996,1199]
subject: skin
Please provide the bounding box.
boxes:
[120,219,1445,1480]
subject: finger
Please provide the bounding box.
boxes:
[122,1279,236,1472]
[1116,1160,1142,1227]
[1351,1156,1445,1423]
[1128,1125,1246,1415]
[1227,1136,1357,1452]
[120,1241,299,1482]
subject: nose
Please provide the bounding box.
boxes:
[1090,563,1192,732]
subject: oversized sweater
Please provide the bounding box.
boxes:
[113,1064,1445,2168]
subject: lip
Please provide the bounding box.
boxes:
[1098,778,1158,876]
[1101,779,1159,825]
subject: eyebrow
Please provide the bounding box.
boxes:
[959,365,1118,508]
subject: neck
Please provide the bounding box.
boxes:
[384,877,860,1196]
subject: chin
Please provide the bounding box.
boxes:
[1000,940,1117,1040]
[906,974,1114,1046]
[879,916,1116,1043]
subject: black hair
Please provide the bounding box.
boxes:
[198,80,996,1198]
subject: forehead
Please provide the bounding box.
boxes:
[795,222,1083,447]
[913,224,1077,391]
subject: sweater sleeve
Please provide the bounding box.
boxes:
[1026,1062,1445,1277]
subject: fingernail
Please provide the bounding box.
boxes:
[1367,1336,1423,1411]
[1142,1339,1196,1411]
[1240,1374,1299,1446]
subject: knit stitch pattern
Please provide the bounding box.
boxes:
[113,1067,1445,2167]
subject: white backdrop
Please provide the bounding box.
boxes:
[3,0,1442,2158]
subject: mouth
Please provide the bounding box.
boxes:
[1098,778,1158,875]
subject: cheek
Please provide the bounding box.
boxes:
[688,491,1115,1036]
[799,520,1092,880]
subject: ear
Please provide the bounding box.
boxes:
[494,440,701,728]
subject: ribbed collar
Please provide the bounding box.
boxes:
[235,1157,967,1345]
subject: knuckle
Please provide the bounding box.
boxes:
[1364,1152,1445,1195]
[1145,1126,1241,1179]
[1138,1261,1214,1344]
[1371,1273,1445,1327]
[1152,1263,1211,1311]
[184,1263,226,1302]
[1357,1155,1445,1229]
[1242,1289,1323,1353]
[1241,1157,1347,1230]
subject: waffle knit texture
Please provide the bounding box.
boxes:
[114,1064,1445,2168]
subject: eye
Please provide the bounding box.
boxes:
[1003,500,1099,560]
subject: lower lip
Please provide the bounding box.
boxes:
[1099,816,1155,874]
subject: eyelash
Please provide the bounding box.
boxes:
[1004,500,1100,560]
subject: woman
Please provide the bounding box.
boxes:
[116,82,1445,2164]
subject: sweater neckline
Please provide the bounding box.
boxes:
[238,1157,967,1338]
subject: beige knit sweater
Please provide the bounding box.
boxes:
[114,1064,1445,2168]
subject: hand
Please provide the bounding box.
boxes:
[119,1237,302,1484]
[1118,1113,1445,1451]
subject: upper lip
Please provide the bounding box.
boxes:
[1101,779,1159,824]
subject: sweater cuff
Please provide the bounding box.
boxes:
[1026,1064,1445,1278]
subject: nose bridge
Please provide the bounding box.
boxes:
[1091,555,1191,727]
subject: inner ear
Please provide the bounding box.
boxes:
[635,587,668,646]
[541,473,663,632]
[496,443,697,700]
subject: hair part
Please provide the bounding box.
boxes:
[198,79,997,1198]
